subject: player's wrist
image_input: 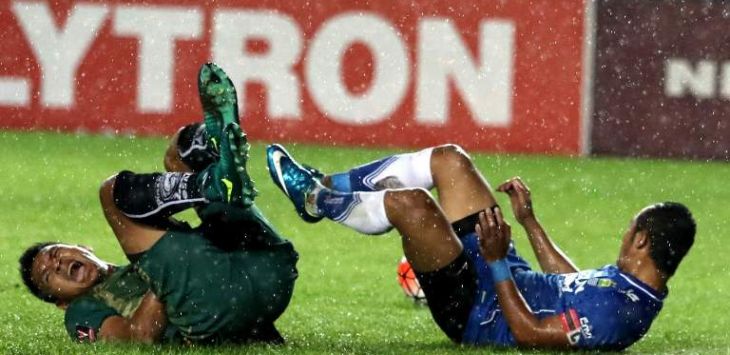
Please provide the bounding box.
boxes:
[487,258,512,283]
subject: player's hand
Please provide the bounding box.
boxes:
[476,207,511,262]
[497,177,535,225]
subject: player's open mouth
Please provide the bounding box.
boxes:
[69,261,85,282]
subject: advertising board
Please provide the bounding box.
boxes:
[1,1,586,154]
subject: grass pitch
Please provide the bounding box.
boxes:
[0,131,728,354]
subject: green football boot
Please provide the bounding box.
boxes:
[198,122,257,209]
[198,63,239,152]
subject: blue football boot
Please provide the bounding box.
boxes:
[266,144,324,223]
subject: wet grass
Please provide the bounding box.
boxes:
[0,131,728,354]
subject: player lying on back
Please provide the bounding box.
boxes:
[266,143,695,350]
[18,64,298,344]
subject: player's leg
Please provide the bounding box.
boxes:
[268,149,474,340]
[315,144,496,222]
[384,189,464,271]
[163,63,239,174]
[102,125,251,254]
[429,144,497,222]
[267,144,465,269]
[164,128,189,172]
[99,176,167,255]
[320,147,433,192]
[316,186,477,340]
[316,146,495,338]
[307,186,463,270]
[164,122,219,173]
[385,188,476,341]
[103,63,253,254]
[128,61,246,202]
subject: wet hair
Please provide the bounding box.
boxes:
[19,242,58,304]
[636,202,696,277]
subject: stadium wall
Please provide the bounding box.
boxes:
[591,0,730,160]
[0,0,586,155]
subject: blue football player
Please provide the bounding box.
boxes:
[266,143,695,350]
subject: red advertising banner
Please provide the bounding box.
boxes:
[592,0,730,160]
[1,0,586,154]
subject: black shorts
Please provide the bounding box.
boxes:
[414,212,482,343]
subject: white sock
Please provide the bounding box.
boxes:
[315,189,392,235]
[330,147,434,192]
[375,148,434,189]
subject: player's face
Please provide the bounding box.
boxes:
[618,204,660,267]
[617,219,638,269]
[30,244,107,303]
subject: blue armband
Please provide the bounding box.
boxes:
[488,259,512,283]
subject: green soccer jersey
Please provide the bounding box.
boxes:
[64,205,298,343]
[64,265,150,342]
[135,207,298,342]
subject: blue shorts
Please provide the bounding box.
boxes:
[414,212,532,343]
[459,233,532,345]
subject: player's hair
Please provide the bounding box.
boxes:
[636,202,696,277]
[19,242,59,304]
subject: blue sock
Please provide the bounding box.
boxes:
[314,188,359,222]
[330,156,397,192]
[329,172,352,192]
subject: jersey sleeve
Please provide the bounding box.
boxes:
[64,297,119,343]
[559,289,648,350]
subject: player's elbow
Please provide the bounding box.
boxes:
[512,329,541,348]
[512,328,571,350]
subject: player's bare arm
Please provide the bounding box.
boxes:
[497,177,578,274]
[476,207,570,349]
[99,291,167,343]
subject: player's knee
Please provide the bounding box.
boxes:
[163,129,183,172]
[386,188,436,215]
[99,174,117,203]
[432,144,473,170]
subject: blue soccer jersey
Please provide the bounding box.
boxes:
[459,233,665,350]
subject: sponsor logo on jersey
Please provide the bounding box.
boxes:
[561,309,595,345]
[579,317,594,339]
[618,288,641,302]
[588,278,616,288]
[562,269,615,294]
[75,325,96,343]
[567,329,581,345]
[560,308,582,345]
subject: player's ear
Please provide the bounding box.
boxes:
[55,301,69,310]
[633,230,649,249]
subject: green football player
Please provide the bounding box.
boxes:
[18,63,298,344]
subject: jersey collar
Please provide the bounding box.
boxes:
[617,271,667,302]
